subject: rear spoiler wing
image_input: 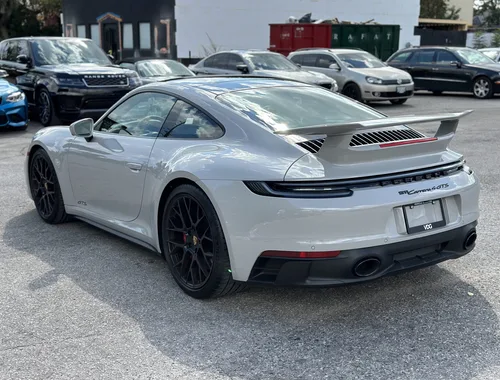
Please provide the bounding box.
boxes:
[274,110,473,137]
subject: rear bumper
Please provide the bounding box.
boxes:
[247,221,478,286]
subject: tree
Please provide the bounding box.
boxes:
[492,29,500,46]
[473,30,488,48]
[0,0,17,40]
[420,0,462,19]
[476,0,500,26]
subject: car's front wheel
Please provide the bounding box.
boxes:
[342,83,363,102]
[473,77,493,99]
[29,149,68,224]
[37,88,56,127]
[161,184,246,299]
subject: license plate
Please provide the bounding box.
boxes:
[396,86,406,94]
[402,199,446,234]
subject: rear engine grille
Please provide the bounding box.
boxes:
[83,75,129,87]
[297,138,325,153]
[382,79,412,85]
[350,129,425,147]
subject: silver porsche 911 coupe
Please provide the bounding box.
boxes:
[25,76,480,299]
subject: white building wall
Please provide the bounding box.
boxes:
[448,0,474,25]
[175,0,421,58]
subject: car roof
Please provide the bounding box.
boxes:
[210,50,280,55]
[1,36,92,42]
[291,48,364,54]
[145,76,309,96]
[118,57,176,63]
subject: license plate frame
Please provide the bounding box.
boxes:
[396,86,406,94]
[402,199,446,234]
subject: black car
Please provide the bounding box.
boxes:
[0,37,142,126]
[386,46,500,99]
[118,57,195,84]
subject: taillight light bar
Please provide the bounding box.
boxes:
[260,250,341,259]
[379,137,438,148]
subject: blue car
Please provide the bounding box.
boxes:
[0,70,28,130]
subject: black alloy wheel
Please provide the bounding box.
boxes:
[162,184,245,298]
[342,83,363,102]
[37,88,55,127]
[29,149,68,224]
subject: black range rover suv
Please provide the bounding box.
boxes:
[0,37,142,126]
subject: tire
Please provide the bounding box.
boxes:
[36,88,58,127]
[473,77,493,99]
[29,149,68,224]
[342,83,363,102]
[390,99,408,105]
[161,184,246,299]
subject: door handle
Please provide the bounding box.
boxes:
[126,162,143,172]
[431,68,439,71]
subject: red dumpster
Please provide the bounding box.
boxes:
[269,23,332,56]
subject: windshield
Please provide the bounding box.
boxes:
[136,60,194,77]
[336,52,385,68]
[32,39,111,66]
[245,53,299,71]
[454,49,495,65]
[479,50,498,60]
[217,86,382,131]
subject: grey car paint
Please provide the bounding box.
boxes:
[189,50,338,90]
[288,49,414,101]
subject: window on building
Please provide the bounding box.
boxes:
[77,25,86,38]
[90,24,100,46]
[139,22,151,50]
[123,23,133,49]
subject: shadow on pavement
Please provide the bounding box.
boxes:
[4,210,499,379]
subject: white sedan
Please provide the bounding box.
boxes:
[25,77,480,298]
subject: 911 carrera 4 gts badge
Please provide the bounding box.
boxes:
[399,183,449,195]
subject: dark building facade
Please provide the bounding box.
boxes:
[61,0,176,60]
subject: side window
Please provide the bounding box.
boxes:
[227,53,245,71]
[436,50,458,64]
[96,92,176,137]
[389,51,412,63]
[289,55,303,65]
[0,41,7,60]
[5,41,19,62]
[162,100,224,139]
[317,54,337,68]
[410,50,435,64]
[301,54,319,67]
[204,53,228,69]
[18,40,29,57]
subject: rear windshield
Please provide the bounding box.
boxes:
[217,86,383,131]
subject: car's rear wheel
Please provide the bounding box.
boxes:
[161,184,246,299]
[342,83,363,102]
[37,88,57,127]
[473,77,493,99]
[390,99,408,105]
[29,149,68,224]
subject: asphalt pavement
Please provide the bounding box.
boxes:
[1,93,500,380]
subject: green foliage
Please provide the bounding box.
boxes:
[477,0,500,26]
[420,0,461,20]
[492,29,500,47]
[473,31,488,49]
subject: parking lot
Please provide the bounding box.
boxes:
[1,93,500,380]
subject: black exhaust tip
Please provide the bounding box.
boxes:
[353,258,381,277]
[464,230,477,250]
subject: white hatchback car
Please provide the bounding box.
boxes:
[289,48,414,105]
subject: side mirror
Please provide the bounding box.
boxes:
[16,54,31,66]
[0,69,7,78]
[236,64,249,74]
[295,63,302,68]
[107,54,115,62]
[450,61,462,68]
[329,63,341,71]
[70,118,94,141]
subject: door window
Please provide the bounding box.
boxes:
[301,54,319,67]
[317,54,337,68]
[96,92,176,138]
[436,50,458,64]
[289,55,302,65]
[18,40,29,57]
[5,41,20,62]
[162,100,224,139]
[204,53,228,69]
[409,50,435,64]
[389,51,412,63]
[227,53,245,71]
[0,42,7,60]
